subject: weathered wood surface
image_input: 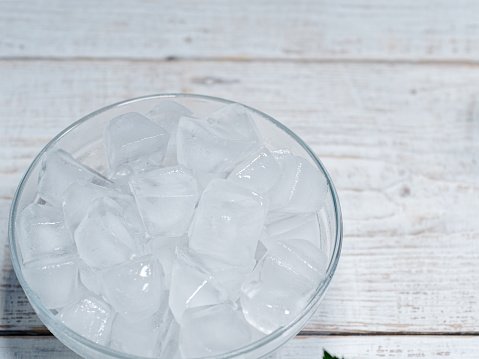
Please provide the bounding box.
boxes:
[0,60,478,335]
[2,0,479,356]
[2,0,479,61]
[0,336,477,358]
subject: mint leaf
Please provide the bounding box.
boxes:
[323,350,342,359]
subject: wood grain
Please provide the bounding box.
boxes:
[0,60,478,334]
[2,0,479,61]
[0,335,476,358]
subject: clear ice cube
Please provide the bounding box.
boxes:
[265,212,322,249]
[270,150,328,213]
[104,112,169,172]
[102,255,164,321]
[196,253,255,301]
[110,314,161,357]
[38,149,111,206]
[240,238,328,334]
[129,166,199,236]
[146,235,187,289]
[189,179,266,266]
[228,147,281,195]
[110,293,177,357]
[177,104,261,173]
[169,249,228,323]
[23,255,79,309]
[58,295,113,345]
[179,303,253,358]
[74,197,140,269]
[78,261,102,295]
[18,203,75,263]
[62,181,122,231]
[147,101,193,166]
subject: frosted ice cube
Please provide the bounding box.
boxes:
[58,295,113,345]
[129,166,199,236]
[38,149,111,206]
[195,171,227,192]
[62,181,123,231]
[197,253,255,301]
[270,151,328,212]
[228,147,281,195]
[177,104,261,173]
[179,303,253,358]
[147,101,193,166]
[265,212,321,249]
[23,255,79,309]
[78,261,102,295]
[74,197,140,269]
[102,255,164,320]
[146,235,187,289]
[111,290,177,357]
[189,179,266,266]
[169,249,228,323]
[104,112,169,172]
[18,204,75,263]
[240,238,327,334]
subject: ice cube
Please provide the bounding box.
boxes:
[23,255,79,309]
[78,261,102,295]
[265,212,322,249]
[38,149,111,206]
[18,203,75,263]
[240,238,328,334]
[110,292,177,357]
[147,100,193,166]
[104,112,169,172]
[146,236,187,289]
[169,249,228,323]
[179,303,253,358]
[102,255,164,321]
[270,151,328,213]
[196,253,255,301]
[62,181,122,231]
[58,295,113,345]
[228,147,281,195]
[189,179,266,266]
[129,166,199,236]
[74,197,140,269]
[195,171,227,192]
[177,104,261,173]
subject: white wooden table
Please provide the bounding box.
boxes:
[1,1,479,357]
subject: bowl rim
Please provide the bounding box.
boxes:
[8,93,343,359]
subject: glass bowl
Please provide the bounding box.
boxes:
[8,94,342,359]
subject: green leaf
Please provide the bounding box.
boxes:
[323,350,342,359]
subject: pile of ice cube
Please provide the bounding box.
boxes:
[18,101,329,358]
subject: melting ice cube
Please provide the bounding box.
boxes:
[23,255,79,309]
[189,179,266,266]
[104,112,169,172]
[177,104,261,173]
[58,295,113,345]
[102,255,164,321]
[129,166,199,236]
[18,203,75,263]
[38,149,110,206]
[240,238,327,334]
[179,303,253,357]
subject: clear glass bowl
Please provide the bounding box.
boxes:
[8,94,342,359]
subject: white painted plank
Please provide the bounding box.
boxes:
[2,0,479,61]
[279,335,479,359]
[0,60,478,333]
[0,335,477,358]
